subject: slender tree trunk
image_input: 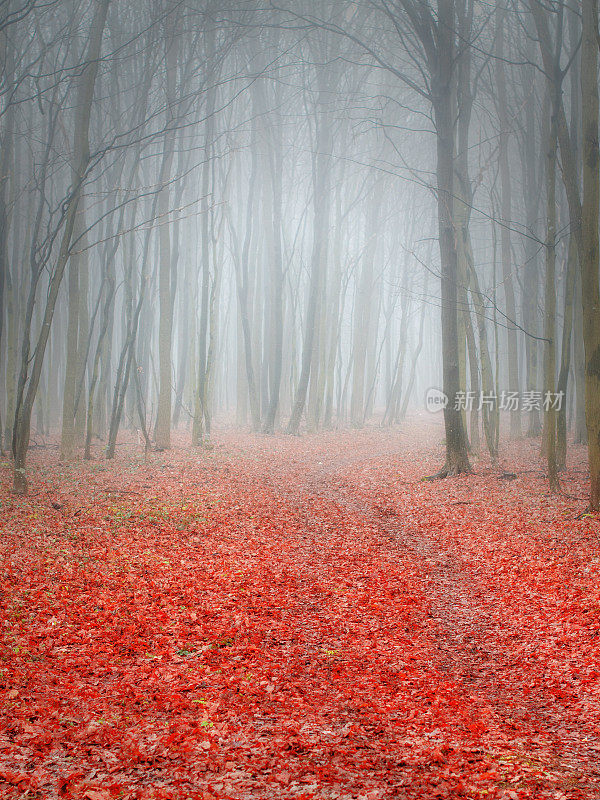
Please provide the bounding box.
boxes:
[557,234,576,470]
[193,35,216,446]
[323,181,344,428]
[3,135,24,450]
[464,296,480,453]
[495,8,520,438]
[573,268,587,444]
[85,260,116,459]
[383,268,410,426]
[398,282,424,421]
[351,191,381,426]
[106,235,148,459]
[262,143,284,433]
[60,207,86,460]
[0,9,15,453]
[543,95,560,492]
[154,27,178,451]
[262,52,284,434]
[74,221,89,443]
[522,95,542,437]
[105,188,156,458]
[287,79,332,435]
[231,150,260,430]
[172,219,192,428]
[12,0,110,493]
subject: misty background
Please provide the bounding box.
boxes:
[1,0,599,500]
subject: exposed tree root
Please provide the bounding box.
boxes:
[424,460,472,481]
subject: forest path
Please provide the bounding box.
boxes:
[216,427,600,799]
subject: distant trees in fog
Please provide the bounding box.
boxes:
[0,0,599,508]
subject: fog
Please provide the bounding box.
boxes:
[1,0,599,500]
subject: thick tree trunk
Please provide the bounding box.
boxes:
[580,0,600,509]
[430,0,470,476]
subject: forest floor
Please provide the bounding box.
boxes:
[1,420,600,800]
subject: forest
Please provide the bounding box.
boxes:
[1,0,600,797]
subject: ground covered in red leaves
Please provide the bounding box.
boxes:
[1,422,600,799]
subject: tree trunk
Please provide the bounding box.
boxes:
[0,9,15,453]
[522,76,542,437]
[85,255,116,459]
[400,271,429,420]
[495,8,521,438]
[193,34,216,446]
[287,78,332,435]
[12,0,109,493]
[154,27,178,451]
[557,233,576,470]
[580,0,600,509]
[543,94,559,492]
[351,191,381,426]
[430,0,470,476]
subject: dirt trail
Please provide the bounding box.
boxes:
[232,431,600,798]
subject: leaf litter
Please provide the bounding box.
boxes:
[1,425,599,799]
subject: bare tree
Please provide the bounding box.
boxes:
[12,0,110,493]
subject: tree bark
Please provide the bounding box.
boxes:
[287,75,332,435]
[543,93,559,492]
[580,0,600,509]
[430,0,470,475]
[495,8,521,438]
[154,24,178,450]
